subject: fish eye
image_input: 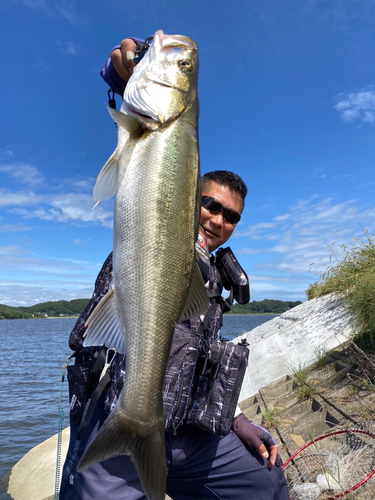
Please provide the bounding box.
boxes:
[179,60,193,72]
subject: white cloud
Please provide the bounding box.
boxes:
[55,0,88,24]
[304,0,375,32]
[9,196,113,228]
[55,40,83,56]
[21,0,47,8]
[335,90,375,124]
[33,59,52,72]
[0,150,15,160]
[71,178,96,191]
[48,193,113,227]
[0,282,94,307]
[0,162,113,228]
[73,238,91,246]
[237,248,261,255]
[0,189,43,208]
[273,213,290,222]
[0,224,32,233]
[0,246,103,306]
[0,162,45,185]
[236,196,375,297]
[0,245,23,256]
[238,222,276,238]
[17,0,88,24]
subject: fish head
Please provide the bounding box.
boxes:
[123,30,199,130]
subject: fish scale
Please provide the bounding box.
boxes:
[78,30,209,500]
[115,126,197,410]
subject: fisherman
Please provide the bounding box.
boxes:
[59,37,289,500]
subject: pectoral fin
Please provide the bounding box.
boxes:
[179,261,210,322]
[93,149,119,202]
[83,287,126,354]
[107,107,143,135]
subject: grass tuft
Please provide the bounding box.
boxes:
[306,230,375,352]
[289,361,309,386]
[289,361,317,399]
[314,347,329,368]
[261,408,282,429]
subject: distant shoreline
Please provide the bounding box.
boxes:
[46,316,78,319]
[0,316,79,320]
[226,313,280,316]
[1,313,282,320]
[1,299,300,320]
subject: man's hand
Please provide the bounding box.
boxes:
[111,39,137,83]
[232,413,280,468]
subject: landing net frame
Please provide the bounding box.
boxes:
[281,429,375,499]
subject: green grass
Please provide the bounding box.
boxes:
[289,361,309,386]
[288,361,317,399]
[314,347,329,368]
[306,230,375,352]
[260,408,282,428]
[297,383,317,400]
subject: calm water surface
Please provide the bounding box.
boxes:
[0,314,277,484]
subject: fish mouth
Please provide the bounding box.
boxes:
[124,103,157,123]
[124,78,181,127]
[123,86,160,124]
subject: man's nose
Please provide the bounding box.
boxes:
[211,211,224,226]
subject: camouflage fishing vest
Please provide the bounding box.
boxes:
[68,238,249,437]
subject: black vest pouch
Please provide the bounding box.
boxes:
[186,340,249,435]
[163,322,200,432]
[185,302,250,436]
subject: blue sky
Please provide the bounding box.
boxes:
[1,0,375,306]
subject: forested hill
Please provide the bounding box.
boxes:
[0,299,90,319]
[227,299,302,314]
[0,298,302,319]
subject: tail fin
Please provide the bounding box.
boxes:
[77,408,166,500]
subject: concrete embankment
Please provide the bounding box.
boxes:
[234,294,356,402]
[239,341,375,499]
[3,427,70,500]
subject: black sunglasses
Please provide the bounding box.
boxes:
[201,196,241,225]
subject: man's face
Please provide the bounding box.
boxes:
[200,181,243,253]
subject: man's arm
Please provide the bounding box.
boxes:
[100,38,144,95]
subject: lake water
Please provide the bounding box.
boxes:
[0,314,277,489]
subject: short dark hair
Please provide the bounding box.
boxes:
[201,170,248,205]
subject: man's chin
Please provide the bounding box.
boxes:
[207,237,219,253]
[203,228,221,252]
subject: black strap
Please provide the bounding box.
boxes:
[91,347,107,378]
[76,369,112,440]
[108,88,116,110]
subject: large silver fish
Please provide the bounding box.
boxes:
[77,30,209,500]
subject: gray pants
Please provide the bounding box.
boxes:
[60,395,289,500]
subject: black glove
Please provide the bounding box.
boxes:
[232,413,280,467]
